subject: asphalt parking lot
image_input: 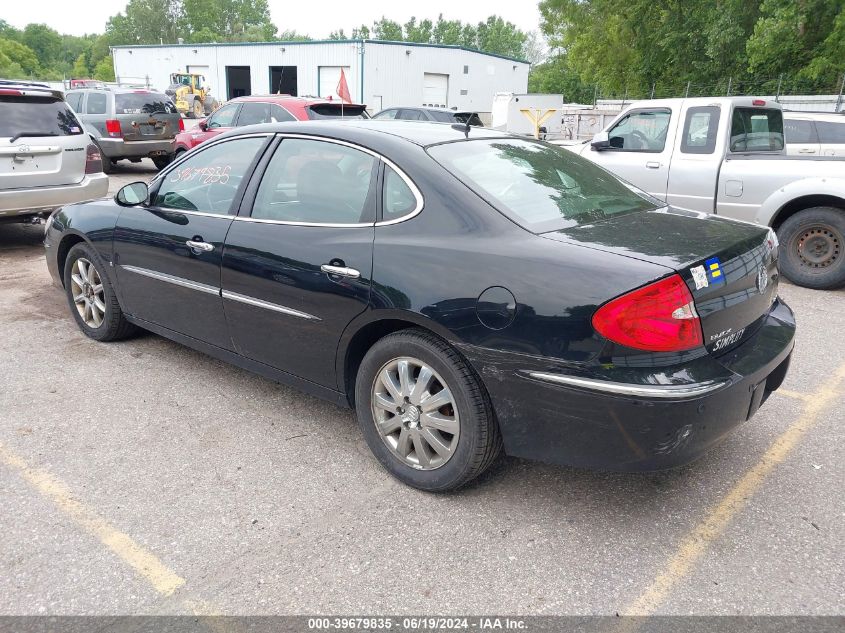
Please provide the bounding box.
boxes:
[0,165,843,617]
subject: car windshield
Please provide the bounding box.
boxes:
[0,96,83,138]
[428,138,660,232]
[115,93,177,114]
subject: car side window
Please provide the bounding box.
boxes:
[207,104,239,128]
[784,119,819,144]
[398,109,424,121]
[237,102,295,126]
[382,166,418,221]
[607,109,671,152]
[252,138,377,224]
[86,92,107,115]
[66,92,83,112]
[152,137,266,215]
[816,121,845,144]
[680,106,720,154]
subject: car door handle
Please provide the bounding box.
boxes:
[798,149,816,154]
[646,161,661,169]
[321,264,360,279]
[186,240,214,252]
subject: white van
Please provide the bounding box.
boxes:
[783,111,845,157]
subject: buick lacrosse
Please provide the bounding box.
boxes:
[45,121,795,490]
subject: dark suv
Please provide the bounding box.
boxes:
[373,106,484,126]
[65,88,183,171]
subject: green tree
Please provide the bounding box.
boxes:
[21,24,62,67]
[72,53,90,77]
[106,0,183,45]
[0,38,40,76]
[0,50,26,79]
[328,29,347,40]
[93,56,115,82]
[403,17,433,43]
[277,29,311,42]
[372,17,402,41]
[475,15,527,59]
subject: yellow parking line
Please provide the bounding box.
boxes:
[623,361,845,616]
[0,442,186,597]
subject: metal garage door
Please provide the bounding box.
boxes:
[423,73,448,107]
[318,66,352,101]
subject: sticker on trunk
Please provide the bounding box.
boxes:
[705,257,725,283]
[690,265,709,290]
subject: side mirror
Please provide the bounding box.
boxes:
[116,182,149,207]
[198,119,208,131]
[591,131,611,151]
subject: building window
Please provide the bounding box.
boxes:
[463,65,469,74]
[460,89,468,96]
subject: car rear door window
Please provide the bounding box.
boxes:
[398,109,425,121]
[152,136,266,214]
[251,138,377,224]
[373,109,399,120]
[85,92,108,115]
[0,96,83,138]
[729,107,784,152]
[784,119,819,144]
[382,166,419,221]
[607,109,671,151]
[237,102,296,125]
[681,106,720,154]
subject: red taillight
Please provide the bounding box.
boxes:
[592,274,704,352]
[178,117,185,131]
[105,119,122,137]
[0,89,22,95]
[752,99,766,106]
[84,143,103,174]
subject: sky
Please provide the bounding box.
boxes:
[2,0,543,38]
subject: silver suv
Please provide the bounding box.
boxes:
[0,80,108,222]
[65,87,182,172]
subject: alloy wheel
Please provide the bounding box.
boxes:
[70,258,106,328]
[371,357,460,470]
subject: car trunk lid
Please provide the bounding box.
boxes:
[0,94,87,190]
[541,208,778,355]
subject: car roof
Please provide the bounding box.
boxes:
[381,106,476,114]
[0,79,64,101]
[218,119,509,147]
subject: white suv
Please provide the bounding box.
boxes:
[0,80,108,222]
[784,111,845,157]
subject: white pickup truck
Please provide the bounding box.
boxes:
[562,97,845,289]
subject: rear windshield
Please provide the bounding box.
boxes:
[306,104,368,119]
[730,107,784,152]
[428,138,660,232]
[0,96,83,138]
[115,92,177,115]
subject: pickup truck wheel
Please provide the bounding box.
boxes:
[354,329,502,491]
[64,243,137,342]
[777,207,845,290]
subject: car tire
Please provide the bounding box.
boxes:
[354,329,502,491]
[96,144,114,174]
[777,206,845,290]
[191,98,203,118]
[152,155,172,170]
[63,243,136,342]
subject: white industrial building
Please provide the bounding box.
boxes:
[111,39,530,114]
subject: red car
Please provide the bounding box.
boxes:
[173,95,369,157]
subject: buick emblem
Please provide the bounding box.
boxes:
[756,265,768,295]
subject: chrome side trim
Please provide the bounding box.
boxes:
[120,265,220,296]
[235,216,372,228]
[221,290,320,321]
[526,372,731,400]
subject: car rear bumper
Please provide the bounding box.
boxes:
[98,138,175,159]
[463,298,796,471]
[0,173,109,217]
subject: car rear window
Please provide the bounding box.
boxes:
[0,96,83,138]
[729,107,784,152]
[428,138,660,232]
[816,120,845,144]
[306,104,368,119]
[454,112,484,127]
[115,92,177,114]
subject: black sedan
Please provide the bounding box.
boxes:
[44,121,796,491]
